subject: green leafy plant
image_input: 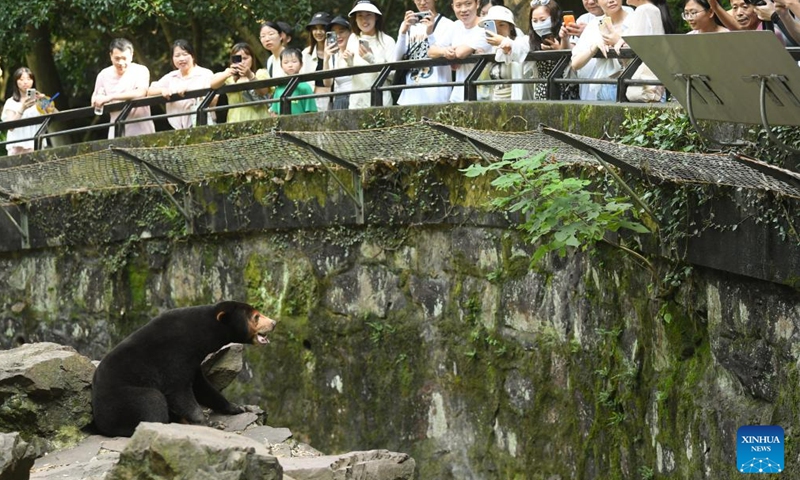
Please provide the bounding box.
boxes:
[617,108,704,152]
[464,149,651,264]
[638,465,655,480]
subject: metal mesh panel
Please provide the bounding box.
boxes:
[0,149,159,200]
[120,133,323,182]
[1,121,798,205]
[449,126,597,165]
[549,130,800,197]
[289,123,480,164]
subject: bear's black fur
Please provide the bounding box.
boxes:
[92,301,276,437]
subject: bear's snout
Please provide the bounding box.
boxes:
[252,314,277,345]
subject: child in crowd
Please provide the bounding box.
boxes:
[269,48,319,115]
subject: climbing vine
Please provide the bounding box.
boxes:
[462,148,651,265]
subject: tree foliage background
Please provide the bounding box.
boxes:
[0,0,419,109]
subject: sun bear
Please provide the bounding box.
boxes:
[92,301,276,437]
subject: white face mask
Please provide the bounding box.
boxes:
[532,17,552,37]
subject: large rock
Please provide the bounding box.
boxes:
[280,450,415,480]
[0,432,36,480]
[0,343,94,439]
[30,435,128,480]
[202,343,244,391]
[106,423,282,480]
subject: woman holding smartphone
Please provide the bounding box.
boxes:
[211,43,269,123]
[527,0,570,99]
[1,67,56,155]
[302,12,334,111]
[322,15,356,110]
[346,0,397,109]
[481,6,531,100]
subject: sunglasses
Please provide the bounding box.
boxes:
[530,0,551,5]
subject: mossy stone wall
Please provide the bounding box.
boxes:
[1,223,799,478]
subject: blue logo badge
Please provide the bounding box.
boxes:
[737,425,784,474]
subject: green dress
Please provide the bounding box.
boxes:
[226,71,270,123]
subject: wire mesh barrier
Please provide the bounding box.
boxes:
[2,120,799,208]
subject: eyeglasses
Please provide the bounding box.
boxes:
[530,0,551,5]
[681,9,706,20]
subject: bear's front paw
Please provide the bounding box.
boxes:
[242,404,264,415]
[221,403,247,415]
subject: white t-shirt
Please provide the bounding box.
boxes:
[394,14,455,106]
[571,10,632,101]
[347,32,397,109]
[437,20,492,103]
[328,53,354,96]
[572,8,633,101]
[1,97,47,153]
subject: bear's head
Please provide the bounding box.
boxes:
[214,301,277,345]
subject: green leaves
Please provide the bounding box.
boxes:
[617,109,702,152]
[462,149,651,265]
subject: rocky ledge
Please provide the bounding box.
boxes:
[0,342,415,480]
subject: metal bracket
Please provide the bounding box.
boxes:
[749,74,800,155]
[674,73,748,149]
[109,147,195,234]
[33,117,51,151]
[0,204,30,249]
[422,119,504,162]
[114,102,135,137]
[274,130,364,224]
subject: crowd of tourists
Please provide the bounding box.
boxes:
[2,0,799,155]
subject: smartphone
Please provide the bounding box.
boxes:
[231,54,243,64]
[326,31,338,46]
[483,20,497,36]
[359,39,370,51]
[563,11,576,26]
[26,88,36,99]
[415,11,432,21]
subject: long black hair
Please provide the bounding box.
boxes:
[652,0,677,33]
[529,0,563,52]
[10,67,34,102]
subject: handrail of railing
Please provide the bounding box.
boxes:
[2,47,799,151]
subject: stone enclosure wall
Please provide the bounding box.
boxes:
[0,161,798,479]
[0,105,798,478]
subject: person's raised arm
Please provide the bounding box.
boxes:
[776,0,800,43]
[321,42,339,88]
[709,0,745,30]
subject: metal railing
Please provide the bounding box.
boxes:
[1,47,799,153]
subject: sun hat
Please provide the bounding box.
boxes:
[327,15,351,30]
[307,12,333,29]
[349,0,383,16]
[479,6,517,28]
